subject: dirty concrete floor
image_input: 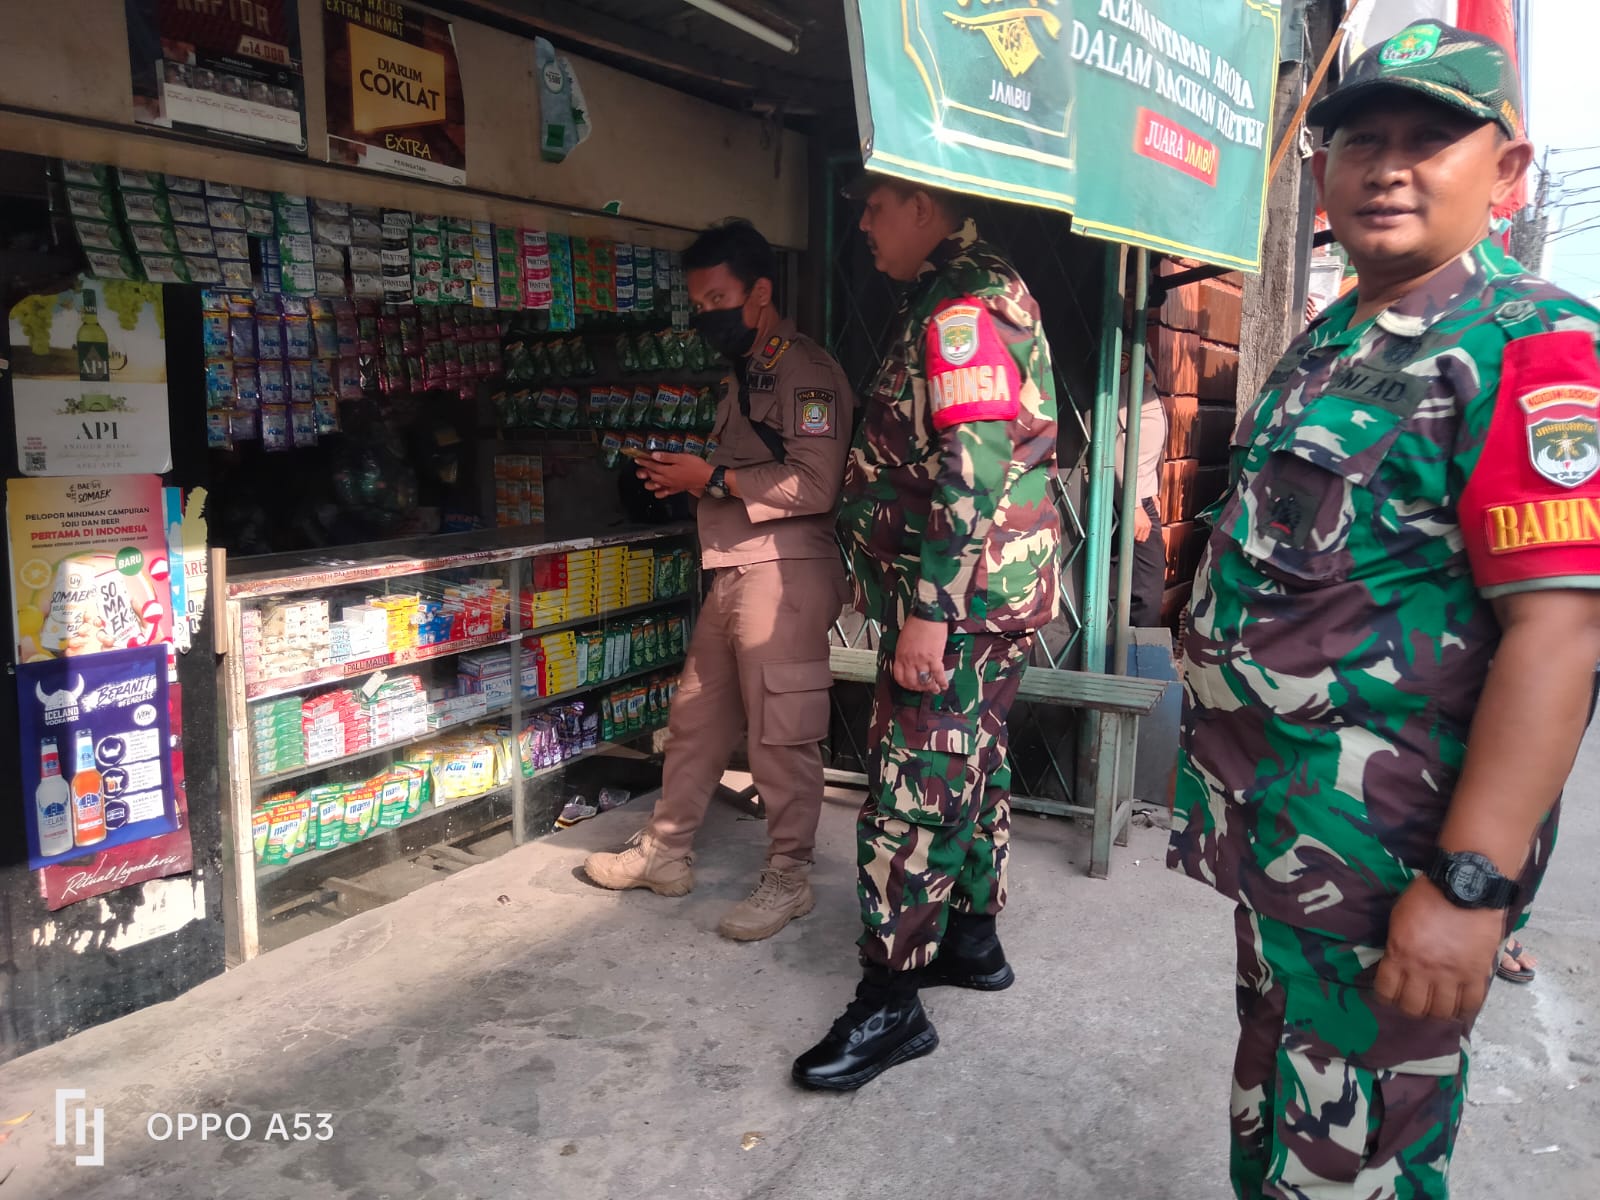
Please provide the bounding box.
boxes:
[2,741,1598,1199]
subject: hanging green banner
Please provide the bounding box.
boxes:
[844,1,1282,271]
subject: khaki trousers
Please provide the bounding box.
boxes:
[648,558,844,862]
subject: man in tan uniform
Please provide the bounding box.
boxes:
[584,219,854,941]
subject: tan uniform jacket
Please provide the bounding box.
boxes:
[698,317,855,568]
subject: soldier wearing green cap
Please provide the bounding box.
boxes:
[1168,21,1600,1198]
[791,175,1060,1092]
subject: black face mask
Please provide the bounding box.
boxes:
[691,305,758,360]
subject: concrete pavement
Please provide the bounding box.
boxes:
[1,739,1597,1198]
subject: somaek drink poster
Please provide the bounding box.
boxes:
[7,474,174,664]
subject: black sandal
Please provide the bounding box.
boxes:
[1496,938,1536,985]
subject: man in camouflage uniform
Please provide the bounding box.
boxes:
[792,177,1059,1091]
[1170,24,1600,1197]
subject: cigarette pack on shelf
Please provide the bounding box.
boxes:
[426,690,491,730]
[366,594,421,653]
[59,160,143,281]
[458,647,515,705]
[245,597,332,682]
[361,674,430,744]
[493,454,545,528]
[302,687,373,764]
[332,604,390,663]
[251,696,306,774]
[624,548,655,606]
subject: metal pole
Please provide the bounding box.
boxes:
[1112,248,1149,676]
[823,156,840,350]
[1081,242,1126,676]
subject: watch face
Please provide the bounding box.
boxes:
[1449,857,1489,903]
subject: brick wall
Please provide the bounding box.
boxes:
[1152,260,1245,627]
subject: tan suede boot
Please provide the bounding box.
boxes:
[583,831,694,897]
[717,856,814,941]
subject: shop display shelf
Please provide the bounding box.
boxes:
[243,587,691,704]
[522,655,686,715]
[253,729,664,885]
[252,699,516,788]
[521,592,690,639]
[254,782,516,885]
[226,523,695,599]
[251,654,686,789]
[244,628,524,702]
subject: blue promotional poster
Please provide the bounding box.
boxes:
[20,644,177,869]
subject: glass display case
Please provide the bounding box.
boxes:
[216,525,696,960]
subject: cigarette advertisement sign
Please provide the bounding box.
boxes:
[844,0,1282,270]
[324,0,468,186]
[126,0,308,151]
[9,282,172,476]
[20,646,179,871]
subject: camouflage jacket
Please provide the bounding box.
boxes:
[1164,240,1600,947]
[838,220,1061,633]
[1169,238,1600,943]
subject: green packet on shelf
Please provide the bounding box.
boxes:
[396,761,433,816]
[376,774,412,829]
[300,782,354,852]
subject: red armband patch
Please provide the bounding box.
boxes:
[925,298,1023,431]
[1460,329,1600,588]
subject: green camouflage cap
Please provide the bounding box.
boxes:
[1309,21,1523,138]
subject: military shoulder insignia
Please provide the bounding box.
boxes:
[1458,329,1600,587]
[935,305,982,366]
[923,296,1022,431]
[755,336,792,371]
[1521,383,1600,488]
[795,388,835,437]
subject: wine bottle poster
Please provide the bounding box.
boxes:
[9,281,172,475]
[6,474,174,664]
[18,645,177,870]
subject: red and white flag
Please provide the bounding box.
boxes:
[1340,0,1526,220]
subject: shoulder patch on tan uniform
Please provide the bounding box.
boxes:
[795,388,836,437]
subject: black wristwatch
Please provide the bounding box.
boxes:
[705,466,729,500]
[1427,850,1521,910]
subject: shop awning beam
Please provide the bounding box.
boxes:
[1151,229,1337,300]
[454,0,830,112]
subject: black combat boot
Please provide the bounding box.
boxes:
[919,911,1015,990]
[791,966,938,1091]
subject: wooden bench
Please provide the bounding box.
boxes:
[827,645,1166,877]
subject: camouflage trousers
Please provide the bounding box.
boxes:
[856,626,1031,972]
[1231,906,1471,1200]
